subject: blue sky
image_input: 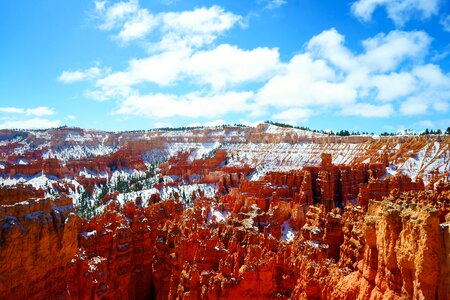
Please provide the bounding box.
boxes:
[0,0,449,132]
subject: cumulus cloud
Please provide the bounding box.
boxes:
[399,64,450,115]
[370,72,417,101]
[186,44,280,88]
[360,30,430,72]
[90,43,280,101]
[0,118,61,129]
[257,28,449,117]
[0,106,55,116]
[116,9,157,43]
[97,0,139,31]
[89,26,449,120]
[95,1,242,47]
[256,54,356,108]
[60,3,450,124]
[0,107,24,114]
[308,29,430,73]
[351,0,441,26]
[0,106,58,129]
[115,91,254,118]
[272,108,313,125]
[58,67,104,83]
[25,107,55,116]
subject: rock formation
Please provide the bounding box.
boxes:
[0,195,77,299]
[0,125,449,299]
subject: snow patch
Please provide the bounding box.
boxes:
[207,208,229,223]
[281,219,296,242]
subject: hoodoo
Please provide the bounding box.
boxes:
[0,126,449,299]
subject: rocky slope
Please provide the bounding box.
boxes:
[0,124,449,299]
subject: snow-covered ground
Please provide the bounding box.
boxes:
[143,142,221,163]
[399,141,449,183]
[43,144,117,161]
[223,142,371,174]
[114,183,216,207]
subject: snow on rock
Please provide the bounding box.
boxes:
[113,183,216,208]
[399,142,449,183]
[115,188,160,207]
[79,230,97,239]
[224,142,371,175]
[43,145,117,161]
[281,219,296,242]
[207,207,229,223]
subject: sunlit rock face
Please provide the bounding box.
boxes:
[0,125,449,299]
[0,195,77,299]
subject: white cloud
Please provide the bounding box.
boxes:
[0,106,54,116]
[308,29,430,73]
[341,103,394,117]
[0,118,61,129]
[116,9,157,43]
[161,6,241,35]
[399,64,450,115]
[0,107,25,114]
[95,1,106,12]
[272,108,313,125]
[115,91,254,118]
[25,106,54,116]
[67,3,450,124]
[155,6,243,50]
[127,49,190,86]
[87,26,448,120]
[351,0,441,26]
[307,28,358,72]
[91,44,279,99]
[399,96,428,115]
[264,0,287,10]
[58,67,103,83]
[371,72,417,101]
[96,2,242,47]
[441,15,450,32]
[186,44,280,88]
[256,53,356,108]
[89,70,137,100]
[66,114,76,120]
[256,28,448,118]
[97,0,139,31]
[360,30,430,72]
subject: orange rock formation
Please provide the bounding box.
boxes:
[0,128,449,299]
